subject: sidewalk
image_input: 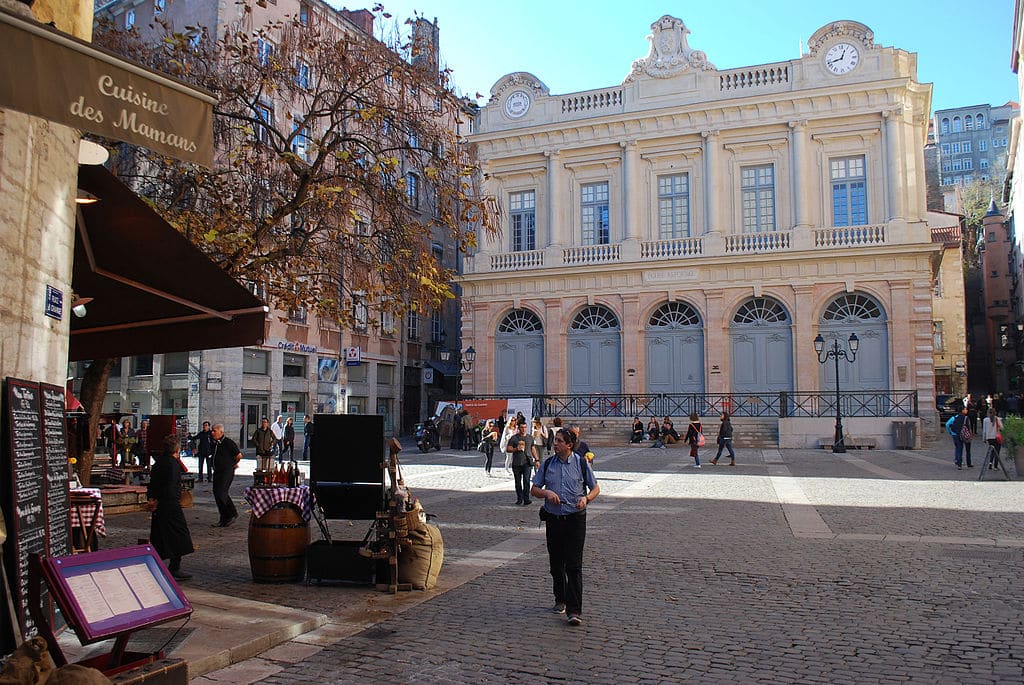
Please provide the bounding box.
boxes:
[60,437,1023,682]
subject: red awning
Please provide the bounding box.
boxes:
[70,165,268,361]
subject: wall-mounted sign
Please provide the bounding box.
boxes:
[0,9,215,166]
[276,340,317,354]
[44,285,62,321]
[317,358,339,383]
[206,371,222,391]
[345,347,362,366]
[422,367,434,384]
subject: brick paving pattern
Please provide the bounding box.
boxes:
[100,438,1024,683]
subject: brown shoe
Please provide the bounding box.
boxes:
[710,459,718,465]
[728,462,736,466]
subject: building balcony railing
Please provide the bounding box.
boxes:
[471,223,894,274]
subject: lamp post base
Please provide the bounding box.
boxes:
[833,420,845,454]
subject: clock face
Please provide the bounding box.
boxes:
[825,42,860,74]
[504,90,531,119]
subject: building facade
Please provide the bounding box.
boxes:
[927,211,968,398]
[87,0,463,444]
[934,102,1018,210]
[462,17,940,432]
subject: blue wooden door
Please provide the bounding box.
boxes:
[646,301,705,394]
[495,309,545,395]
[729,298,794,394]
[568,306,621,395]
[818,293,889,415]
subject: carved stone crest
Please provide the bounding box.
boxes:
[624,15,716,82]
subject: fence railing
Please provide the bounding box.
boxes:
[465,392,919,420]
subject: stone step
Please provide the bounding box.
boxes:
[559,417,779,449]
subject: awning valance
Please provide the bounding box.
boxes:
[70,165,267,361]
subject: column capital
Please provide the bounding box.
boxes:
[543,149,560,159]
[788,119,808,130]
[619,140,638,150]
[882,106,904,120]
[701,129,720,140]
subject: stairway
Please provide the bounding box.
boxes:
[561,417,779,449]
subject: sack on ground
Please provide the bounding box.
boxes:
[398,523,444,590]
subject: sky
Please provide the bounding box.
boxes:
[339,0,1019,114]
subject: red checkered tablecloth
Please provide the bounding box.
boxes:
[244,485,316,521]
[69,487,106,537]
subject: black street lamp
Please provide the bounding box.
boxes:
[440,346,476,408]
[814,332,859,454]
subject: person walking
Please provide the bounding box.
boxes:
[500,419,518,474]
[530,428,600,627]
[281,417,296,461]
[252,417,275,470]
[194,421,214,482]
[302,415,315,460]
[684,412,703,468]
[532,417,550,456]
[480,420,499,476]
[271,415,286,462]
[982,407,1003,470]
[711,412,736,466]
[146,434,194,580]
[211,423,242,526]
[946,405,971,470]
[507,422,539,505]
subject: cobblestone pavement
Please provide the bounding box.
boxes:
[100,439,1024,683]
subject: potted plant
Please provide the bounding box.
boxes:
[998,414,1024,477]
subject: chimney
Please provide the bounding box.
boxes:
[339,8,374,35]
[410,17,439,80]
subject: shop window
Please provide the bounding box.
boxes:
[283,353,307,378]
[243,349,269,375]
[348,396,367,414]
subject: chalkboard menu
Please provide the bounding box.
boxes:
[41,384,71,560]
[2,378,70,642]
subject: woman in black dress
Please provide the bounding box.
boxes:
[146,434,195,580]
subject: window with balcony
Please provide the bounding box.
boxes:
[952,116,962,133]
[580,182,610,245]
[509,190,536,251]
[940,143,950,155]
[741,165,776,232]
[963,141,972,153]
[831,156,867,227]
[965,115,974,131]
[951,142,961,154]
[657,173,691,238]
[963,159,973,171]
[977,113,986,128]
[380,310,395,336]
[431,310,443,343]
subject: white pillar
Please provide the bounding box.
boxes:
[789,120,810,228]
[621,140,641,241]
[545,150,564,247]
[702,130,721,233]
[883,108,905,221]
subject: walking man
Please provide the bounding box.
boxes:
[506,421,538,505]
[531,428,599,627]
[210,423,242,526]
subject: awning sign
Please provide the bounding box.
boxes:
[345,347,361,366]
[0,9,215,166]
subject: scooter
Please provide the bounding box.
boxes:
[414,420,441,452]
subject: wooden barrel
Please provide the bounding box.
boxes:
[248,502,309,583]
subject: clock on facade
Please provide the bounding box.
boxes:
[824,42,860,75]
[504,90,531,118]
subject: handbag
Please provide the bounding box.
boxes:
[477,440,487,453]
[697,432,706,447]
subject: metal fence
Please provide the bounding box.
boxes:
[466,392,918,419]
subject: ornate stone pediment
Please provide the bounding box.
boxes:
[806,21,875,55]
[489,72,550,101]
[624,15,715,83]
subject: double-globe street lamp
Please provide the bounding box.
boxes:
[814,332,859,454]
[440,346,476,409]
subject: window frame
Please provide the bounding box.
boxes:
[740,164,776,233]
[509,189,536,251]
[829,155,868,227]
[656,173,691,239]
[243,349,270,375]
[580,181,610,245]
[282,353,308,378]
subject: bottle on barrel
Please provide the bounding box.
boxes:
[287,461,297,488]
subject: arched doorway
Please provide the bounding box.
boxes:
[818,293,889,415]
[730,297,794,395]
[495,309,545,395]
[568,305,622,395]
[646,301,705,394]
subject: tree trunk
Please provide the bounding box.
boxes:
[77,359,115,486]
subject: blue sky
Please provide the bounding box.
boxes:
[351,0,1019,113]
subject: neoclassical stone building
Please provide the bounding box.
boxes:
[462,17,939,434]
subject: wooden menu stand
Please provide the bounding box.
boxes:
[27,546,192,677]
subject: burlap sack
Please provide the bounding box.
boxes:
[397,523,443,590]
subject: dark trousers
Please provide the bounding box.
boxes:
[511,463,532,503]
[197,454,213,482]
[212,469,237,523]
[484,444,494,472]
[545,511,587,615]
[715,438,736,461]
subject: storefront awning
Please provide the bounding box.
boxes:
[427,360,460,378]
[70,165,268,361]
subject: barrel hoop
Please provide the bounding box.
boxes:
[251,522,307,530]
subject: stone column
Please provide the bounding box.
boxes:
[702,130,721,234]
[620,293,641,394]
[545,150,564,247]
[883,108,905,221]
[789,120,810,228]
[621,141,642,241]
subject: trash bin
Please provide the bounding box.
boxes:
[892,422,907,449]
[904,421,917,449]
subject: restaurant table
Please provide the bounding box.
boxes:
[243,485,316,583]
[69,487,105,553]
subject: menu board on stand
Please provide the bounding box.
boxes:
[2,377,72,645]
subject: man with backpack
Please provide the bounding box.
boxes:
[531,428,600,627]
[946,404,975,470]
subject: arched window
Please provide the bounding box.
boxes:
[965,115,974,131]
[952,116,962,133]
[732,297,789,325]
[977,113,985,128]
[570,305,619,331]
[940,118,950,135]
[497,309,543,334]
[648,301,701,328]
[821,293,884,323]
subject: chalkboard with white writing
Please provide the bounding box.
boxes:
[40,384,70,560]
[3,378,47,639]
